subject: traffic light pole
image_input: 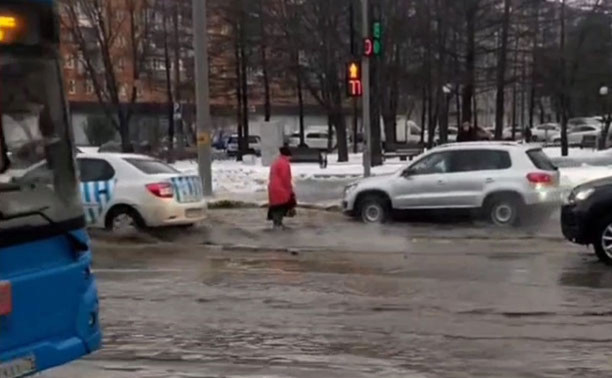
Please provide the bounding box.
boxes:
[361,0,372,177]
[192,0,213,196]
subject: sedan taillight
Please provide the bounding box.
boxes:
[146,182,174,198]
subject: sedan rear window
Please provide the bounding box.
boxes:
[125,158,179,174]
[527,149,557,171]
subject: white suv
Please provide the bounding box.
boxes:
[343,142,562,225]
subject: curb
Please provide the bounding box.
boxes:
[202,242,326,255]
[207,199,341,212]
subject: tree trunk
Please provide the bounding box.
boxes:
[296,52,306,147]
[173,2,184,154]
[420,85,427,146]
[370,55,383,166]
[234,21,244,161]
[239,2,250,157]
[560,0,568,156]
[163,5,175,162]
[528,0,540,131]
[494,0,511,141]
[462,5,476,124]
[258,0,271,121]
[601,117,611,150]
[119,110,131,152]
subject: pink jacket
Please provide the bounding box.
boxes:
[268,156,293,206]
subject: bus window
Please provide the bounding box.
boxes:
[0,54,81,244]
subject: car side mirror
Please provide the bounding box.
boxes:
[0,132,9,174]
[402,168,415,178]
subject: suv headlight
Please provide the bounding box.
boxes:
[567,188,595,204]
[343,183,358,197]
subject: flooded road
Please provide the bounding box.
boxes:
[46,211,612,377]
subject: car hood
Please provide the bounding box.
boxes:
[576,175,612,191]
[352,172,398,188]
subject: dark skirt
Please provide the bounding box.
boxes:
[267,203,291,220]
[267,195,297,221]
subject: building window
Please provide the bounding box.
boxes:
[117,36,127,48]
[85,80,94,94]
[119,84,128,98]
[68,80,77,94]
[65,54,75,69]
[118,58,126,71]
[115,10,126,23]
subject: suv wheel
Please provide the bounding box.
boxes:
[487,196,520,226]
[358,195,390,224]
[594,217,612,265]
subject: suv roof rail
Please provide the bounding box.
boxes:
[437,141,523,149]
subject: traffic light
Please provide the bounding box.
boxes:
[363,38,374,57]
[372,21,382,56]
[346,61,363,97]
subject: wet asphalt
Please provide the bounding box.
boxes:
[45,209,612,378]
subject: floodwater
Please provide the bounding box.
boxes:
[46,211,612,377]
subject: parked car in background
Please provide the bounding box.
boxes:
[212,132,230,150]
[569,117,602,128]
[226,135,262,156]
[552,124,601,146]
[15,152,207,230]
[343,142,561,226]
[288,126,337,150]
[530,123,560,143]
[562,177,612,265]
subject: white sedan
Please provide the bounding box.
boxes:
[530,123,560,143]
[17,152,207,230]
[552,125,601,146]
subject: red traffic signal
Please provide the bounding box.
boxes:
[363,38,374,57]
[346,61,363,97]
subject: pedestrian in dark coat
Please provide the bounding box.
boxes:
[457,121,476,142]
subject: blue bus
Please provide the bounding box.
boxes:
[0,0,101,376]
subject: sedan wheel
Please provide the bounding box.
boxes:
[594,219,612,265]
[106,207,144,232]
[112,213,137,232]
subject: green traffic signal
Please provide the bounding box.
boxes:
[373,22,382,39]
[372,21,382,56]
[373,40,382,56]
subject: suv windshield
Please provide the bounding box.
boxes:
[0,54,82,245]
[125,158,179,174]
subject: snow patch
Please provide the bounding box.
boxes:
[173,154,405,194]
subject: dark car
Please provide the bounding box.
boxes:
[562,177,612,264]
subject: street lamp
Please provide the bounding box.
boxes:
[440,83,453,145]
[443,83,453,95]
[600,86,609,97]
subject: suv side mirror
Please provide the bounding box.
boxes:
[402,168,415,178]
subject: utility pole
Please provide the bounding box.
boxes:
[361,0,371,177]
[192,0,213,196]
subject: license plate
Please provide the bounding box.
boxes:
[186,208,203,218]
[0,356,36,378]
